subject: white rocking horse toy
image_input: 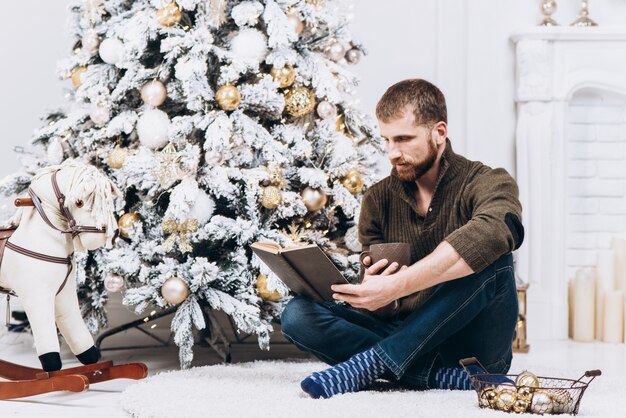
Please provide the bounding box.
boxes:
[0,160,147,400]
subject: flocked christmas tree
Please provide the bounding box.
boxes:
[0,0,383,367]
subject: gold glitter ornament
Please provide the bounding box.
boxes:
[479,387,498,408]
[266,163,284,186]
[256,274,282,301]
[161,276,189,305]
[341,170,364,195]
[157,2,182,27]
[107,145,128,169]
[270,65,296,88]
[513,398,530,413]
[495,389,517,411]
[215,84,241,111]
[261,186,282,209]
[71,66,88,88]
[118,212,141,239]
[155,143,183,189]
[284,87,316,117]
[301,187,327,212]
[516,385,534,402]
[515,371,540,388]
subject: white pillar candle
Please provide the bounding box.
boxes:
[596,250,616,340]
[611,238,626,292]
[572,270,596,342]
[602,290,624,343]
[568,278,574,339]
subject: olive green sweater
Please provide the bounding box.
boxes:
[358,139,523,309]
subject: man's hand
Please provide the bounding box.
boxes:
[331,258,407,311]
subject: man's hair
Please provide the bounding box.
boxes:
[375,79,447,126]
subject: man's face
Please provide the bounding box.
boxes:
[379,111,440,182]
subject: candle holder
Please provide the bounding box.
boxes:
[571,0,598,27]
[513,284,530,352]
[539,0,558,26]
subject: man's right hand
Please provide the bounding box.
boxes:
[362,257,403,278]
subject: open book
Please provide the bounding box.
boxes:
[251,242,349,302]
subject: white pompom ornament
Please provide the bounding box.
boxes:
[99,38,124,65]
[137,109,171,149]
[188,189,216,225]
[89,104,111,126]
[141,80,167,107]
[47,138,64,165]
[230,28,268,64]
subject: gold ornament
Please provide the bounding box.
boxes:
[516,385,534,402]
[118,212,141,239]
[544,388,573,412]
[284,87,316,117]
[515,371,540,389]
[261,186,282,209]
[70,66,88,88]
[479,387,498,408]
[495,389,517,411]
[162,218,199,253]
[341,170,364,195]
[215,84,241,111]
[108,145,128,169]
[161,276,189,305]
[336,112,347,134]
[513,398,530,413]
[155,143,183,188]
[156,2,182,27]
[301,187,327,212]
[270,65,296,88]
[256,274,282,301]
[266,163,284,186]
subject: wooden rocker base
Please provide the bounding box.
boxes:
[0,359,148,400]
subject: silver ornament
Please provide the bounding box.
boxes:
[345,48,362,65]
[316,100,337,120]
[161,277,190,305]
[530,390,555,414]
[326,42,345,62]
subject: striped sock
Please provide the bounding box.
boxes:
[300,348,388,399]
[430,366,475,390]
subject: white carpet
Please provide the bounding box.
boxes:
[121,359,623,418]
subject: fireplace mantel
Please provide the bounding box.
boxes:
[512,27,626,340]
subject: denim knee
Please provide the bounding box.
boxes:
[280,296,314,338]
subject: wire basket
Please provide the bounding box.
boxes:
[459,357,601,415]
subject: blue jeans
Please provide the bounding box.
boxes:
[280,253,518,389]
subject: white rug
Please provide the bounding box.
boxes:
[121,359,622,418]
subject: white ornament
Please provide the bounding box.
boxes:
[141,80,167,107]
[99,38,124,65]
[344,225,362,252]
[189,189,215,225]
[47,138,64,165]
[81,30,100,56]
[230,28,268,64]
[89,104,111,126]
[345,48,362,65]
[104,273,125,293]
[316,101,337,119]
[327,42,345,62]
[137,109,171,149]
[287,12,304,35]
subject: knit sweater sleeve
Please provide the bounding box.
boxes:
[358,187,385,252]
[445,167,524,273]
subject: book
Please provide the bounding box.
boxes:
[250,242,349,302]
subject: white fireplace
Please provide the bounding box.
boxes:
[512,27,626,341]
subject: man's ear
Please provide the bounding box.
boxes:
[434,121,447,144]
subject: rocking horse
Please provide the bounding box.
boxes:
[0,160,147,400]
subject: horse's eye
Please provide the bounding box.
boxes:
[76,200,84,208]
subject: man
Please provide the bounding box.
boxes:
[280,79,524,399]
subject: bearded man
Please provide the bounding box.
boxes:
[280,79,524,398]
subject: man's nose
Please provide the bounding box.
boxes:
[387,142,401,160]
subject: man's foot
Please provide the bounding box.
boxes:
[429,364,514,390]
[300,348,388,398]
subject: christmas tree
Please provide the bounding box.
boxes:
[0,0,382,367]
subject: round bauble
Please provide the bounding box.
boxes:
[301,187,327,212]
[256,274,282,302]
[530,390,555,414]
[479,387,498,408]
[326,41,345,62]
[161,276,189,305]
[157,2,182,27]
[287,11,304,35]
[141,80,167,107]
[345,48,362,65]
[81,30,100,56]
[341,170,364,195]
[188,189,215,225]
[99,37,124,65]
[516,385,534,402]
[71,66,88,88]
[104,273,125,293]
[513,398,530,414]
[136,108,171,149]
[118,212,141,239]
[108,146,128,169]
[495,389,517,411]
[515,371,540,389]
[215,84,241,111]
[270,65,296,88]
[261,186,282,209]
[90,104,111,126]
[316,100,337,120]
[266,164,284,186]
[230,28,268,64]
[284,87,316,117]
[47,138,64,165]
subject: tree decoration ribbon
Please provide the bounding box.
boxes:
[162,218,199,253]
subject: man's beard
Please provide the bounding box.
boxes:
[393,138,438,182]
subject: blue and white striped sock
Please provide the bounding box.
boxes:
[300,348,388,398]
[430,367,474,390]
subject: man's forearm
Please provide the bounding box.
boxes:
[396,240,474,297]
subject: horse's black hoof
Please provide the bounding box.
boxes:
[39,352,62,372]
[76,345,101,365]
